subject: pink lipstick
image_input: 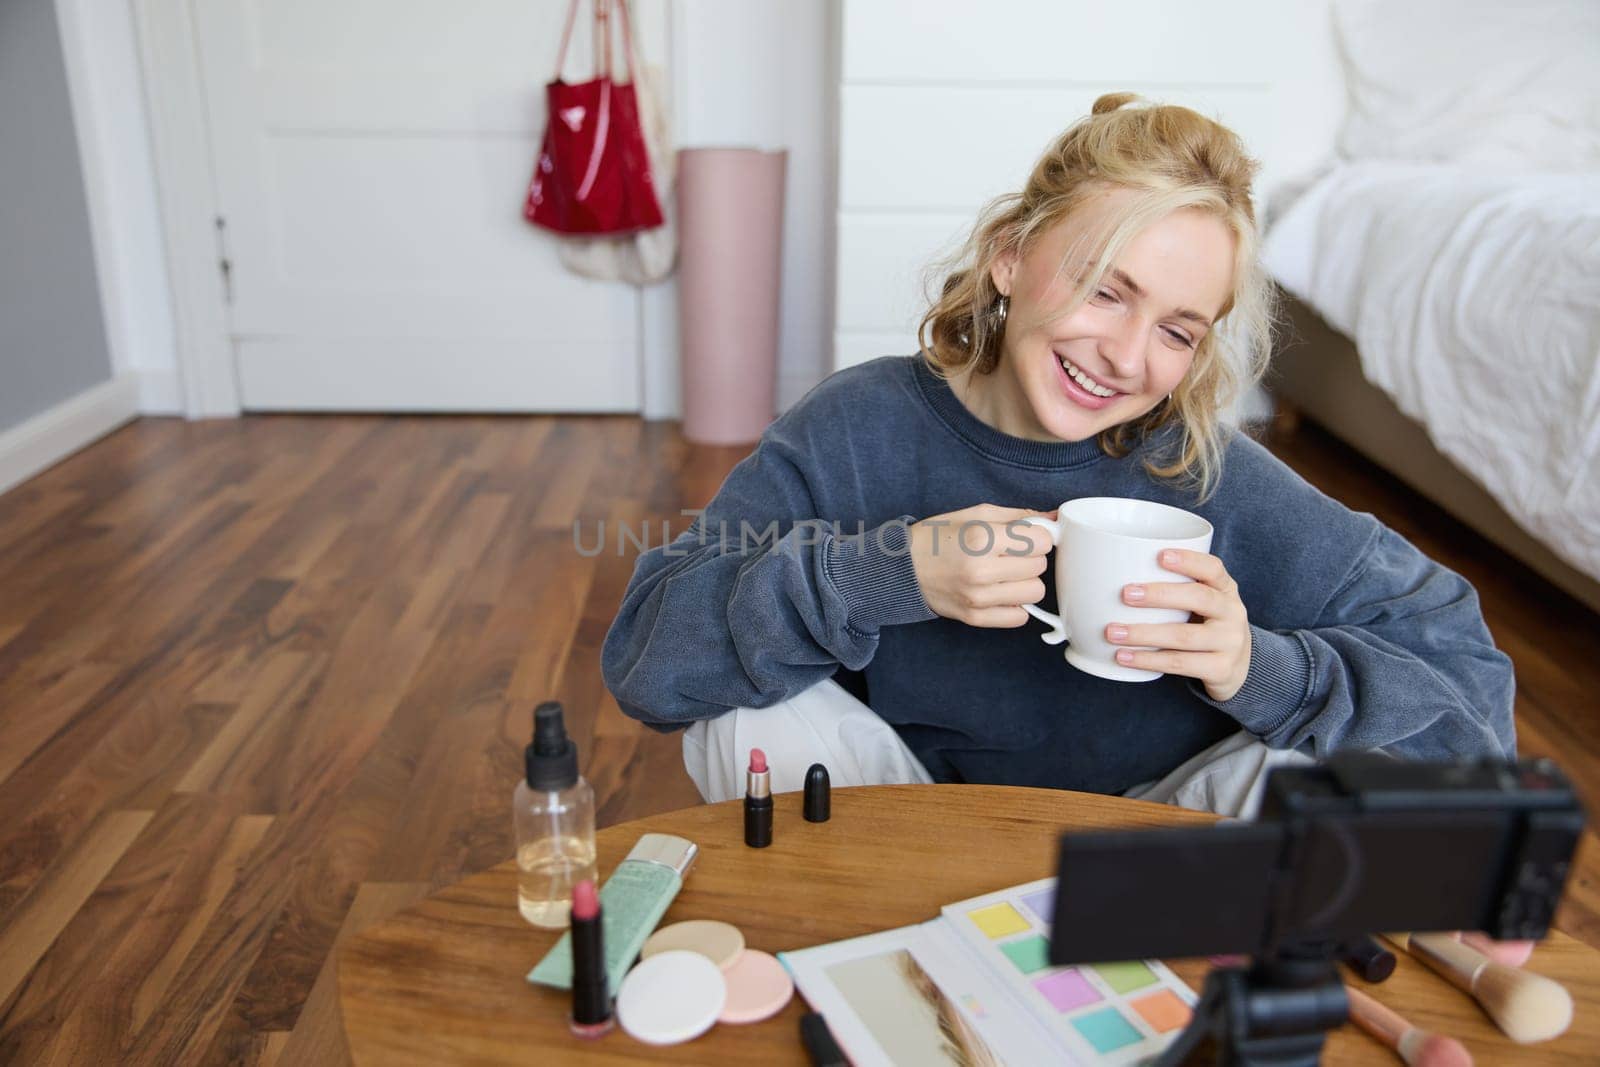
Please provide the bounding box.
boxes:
[568,879,614,1037]
[744,748,772,848]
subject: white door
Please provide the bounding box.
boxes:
[191,0,657,411]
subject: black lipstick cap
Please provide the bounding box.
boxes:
[803,763,831,823]
[1342,935,1397,983]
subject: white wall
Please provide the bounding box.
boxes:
[57,1,1336,420]
[834,0,1345,370]
[0,0,142,496]
[1,0,116,432]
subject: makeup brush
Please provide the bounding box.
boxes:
[1387,932,1572,1044]
[1345,984,1473,1066]
[1454,932,1535,968]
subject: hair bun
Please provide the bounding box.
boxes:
[1091,92,1141,115]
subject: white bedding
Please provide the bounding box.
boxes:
[1263,162,1600,583]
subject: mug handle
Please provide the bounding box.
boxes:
[1016,516,1068,646]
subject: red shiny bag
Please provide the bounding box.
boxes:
[524,0,664,235]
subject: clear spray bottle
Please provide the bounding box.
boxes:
[514,702,598,928]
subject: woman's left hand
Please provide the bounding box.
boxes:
[1105,548,1251,702]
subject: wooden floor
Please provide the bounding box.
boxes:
[0,413,1596,1064]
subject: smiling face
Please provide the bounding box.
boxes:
[975,190,1237,443]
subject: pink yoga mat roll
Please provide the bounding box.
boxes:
[677,148,787,446]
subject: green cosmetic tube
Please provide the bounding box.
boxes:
[527,833,698,995]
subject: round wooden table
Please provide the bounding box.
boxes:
[339,785,1600,1064]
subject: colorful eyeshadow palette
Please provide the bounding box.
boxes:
[942,877,1195,1062]
[779,875,1194,1066]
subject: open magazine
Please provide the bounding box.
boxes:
[779,877,1195,1066]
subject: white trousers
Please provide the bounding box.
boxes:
[682,678,1312,819]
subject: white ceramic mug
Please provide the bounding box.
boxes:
[1019,497,1214,682]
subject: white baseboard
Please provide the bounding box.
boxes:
[136,367,183,414]
[0,374,141,496]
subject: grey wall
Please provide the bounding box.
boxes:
[0,0,114,434]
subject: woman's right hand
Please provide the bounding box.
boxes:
[909,504,1054,627]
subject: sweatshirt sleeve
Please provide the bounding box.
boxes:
[1198,523,1516,760]
[601,435,935,729]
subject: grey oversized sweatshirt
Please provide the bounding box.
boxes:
[602,356,1515,794]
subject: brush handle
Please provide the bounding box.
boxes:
[1402,933,1487,995]
[1346,984,1411,1049]
[1456,931,1535,967]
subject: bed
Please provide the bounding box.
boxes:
[1258,0,1600,614]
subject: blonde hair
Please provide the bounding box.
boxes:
[917,92,1274,500]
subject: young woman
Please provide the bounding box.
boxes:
[602,94,1514,805]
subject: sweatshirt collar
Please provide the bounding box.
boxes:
[911,357,1109,470]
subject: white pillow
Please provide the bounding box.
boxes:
[1332,0,1600,170]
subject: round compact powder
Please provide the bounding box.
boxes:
[717,949,794,1024]
[640,919,745,970]
[616,950,727,1046]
